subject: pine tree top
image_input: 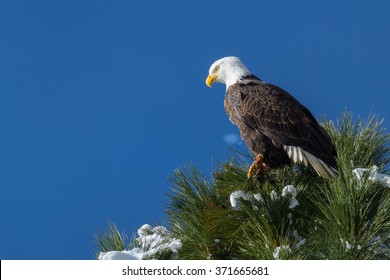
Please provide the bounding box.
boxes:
[96,111,390,260]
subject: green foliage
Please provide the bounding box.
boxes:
[322,111,390,173]
[95,222,132,256]
[96,111,390,259]
[165,111,389,260]
[166,165,231,259]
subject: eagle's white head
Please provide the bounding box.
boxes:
[206,56,251,90]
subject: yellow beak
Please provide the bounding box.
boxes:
[205,74,218,87]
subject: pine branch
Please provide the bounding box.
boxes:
[95,222,132,257]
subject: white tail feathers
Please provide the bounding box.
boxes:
[283,145,338,178]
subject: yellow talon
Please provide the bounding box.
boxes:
[247,154,268,178]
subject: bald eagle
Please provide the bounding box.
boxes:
[206,56,337,178]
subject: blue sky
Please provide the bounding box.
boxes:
[0,0,389,259]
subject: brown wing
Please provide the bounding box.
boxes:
[225,79,337,177]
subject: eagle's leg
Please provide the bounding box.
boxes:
[247,154,268,178]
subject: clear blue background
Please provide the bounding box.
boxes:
[0,0,389,259]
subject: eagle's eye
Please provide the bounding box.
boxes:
[214,66,220,72]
